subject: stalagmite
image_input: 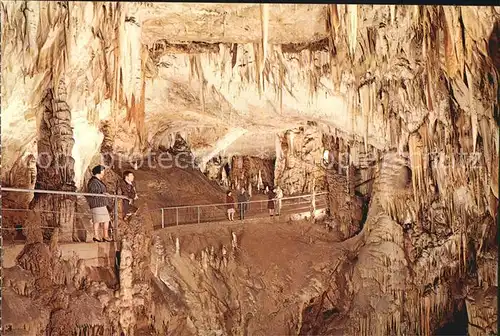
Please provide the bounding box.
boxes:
[257,170,263,190]
[175,237,180,256]
[288,131,294,154]
[231,232,238,250]
[201,250,208,270]
[221,245,228,267]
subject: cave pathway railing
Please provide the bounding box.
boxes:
[1,187,129,242]
[159,191,329,228]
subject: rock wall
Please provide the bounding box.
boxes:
[322,134,377,239]
[1,2,119,190]
[324,169,364,240]
[203,156,225,182]
[299,151,497,335]
[274,125,326,195]
[3,204,155,336]
[3,232,117,335]
[230,156,274,191]
[148,220,347,335]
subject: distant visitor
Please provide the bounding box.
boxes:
[274,186,283,216]
[238,187,250,220]
[86,165,112,242]
[226,190,235,221]
[267,187,276,216]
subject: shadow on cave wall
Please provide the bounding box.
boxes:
[487,19,500,126]
[434,301,468,336]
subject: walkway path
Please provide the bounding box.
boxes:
[158,192,327,228]
[2,190,328,245]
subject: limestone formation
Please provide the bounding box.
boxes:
[230,156,274,191]
[2,3,498,336]
[274,125,326,195]
[29,87,77,242]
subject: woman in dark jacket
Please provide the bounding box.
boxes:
[86,165,112,242]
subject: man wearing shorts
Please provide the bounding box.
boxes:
[87,165,112,242]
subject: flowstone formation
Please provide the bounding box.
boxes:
[1,2,499,336]
[274,124,326,195]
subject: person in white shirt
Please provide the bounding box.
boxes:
[273,186,283,215]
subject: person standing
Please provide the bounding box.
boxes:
[267,187,275,216]
[274,186,284,216]
[86,165,112,242]
[226,191,236,221]
[117,170,139,220]
[238,188,249,220]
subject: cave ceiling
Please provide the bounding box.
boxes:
[1,2,499,187]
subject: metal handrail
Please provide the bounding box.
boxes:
[2,187,328,237]
[2,187,129,242]
[159,191,328,210]
[1,187,129,199]
[159,191,328,228]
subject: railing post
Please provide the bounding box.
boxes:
[197,206,200,224]
[176,208,179,226]
[114,196,119,241]
[161,209,165,228]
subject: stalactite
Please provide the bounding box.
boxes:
[260,3,269,63]
[465,66,479,153]
[347,5,358,57]
[359,85,370,152]
[409,133,424,208]
[442,8,456,78]
[253,42,263,97]
[197,55,206,115]
[479,117,492,173]
[456,10,466,80]
[278,48,284,114]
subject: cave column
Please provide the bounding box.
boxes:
[30,84,77,242]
